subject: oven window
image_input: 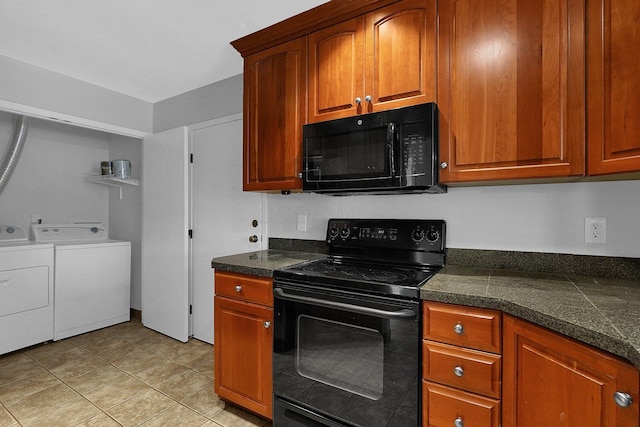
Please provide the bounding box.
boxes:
[296,315,384,400]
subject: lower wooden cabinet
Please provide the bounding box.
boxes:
[422,381,500,427]
[214,272,273,419]
[503,314,639,427]
[422,302,502,426]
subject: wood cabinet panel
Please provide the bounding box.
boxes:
[587,0,640,175]
[214,295,273,419]
[365,0,436,111]
[503,315,639,427]
[215,271,272,306]
[308,18,365,121]
[423,302,501,353]
[423,340,501,399]
[437,0,585,182]
[422,381,500,427]
[243,37,306,191]
[308,0,436,123]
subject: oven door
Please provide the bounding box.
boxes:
[273,282,421,427]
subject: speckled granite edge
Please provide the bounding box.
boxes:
[447,248,640,280]
[421,266,640,369]
[269,238,329,254]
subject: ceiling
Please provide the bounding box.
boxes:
[0,0,327,103]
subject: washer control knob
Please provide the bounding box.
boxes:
[339,227,351,239]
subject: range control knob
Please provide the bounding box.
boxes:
[426,229,440,243]
[339,227,351,239]
[328,226,339,240]
[411,228,425,243]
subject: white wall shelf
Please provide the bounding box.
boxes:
[89,175,139,199]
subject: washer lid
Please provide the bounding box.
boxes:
[31,223,108,242]
[0,225,27,242]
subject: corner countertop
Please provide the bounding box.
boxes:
[421,265,640,370]
[211,249,325,278]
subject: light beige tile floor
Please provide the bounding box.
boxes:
[0,319,272,427]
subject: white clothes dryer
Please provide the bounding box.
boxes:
[32,223,131,340]
[0,225,54,355]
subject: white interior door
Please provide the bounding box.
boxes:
[141,127,190,342]
[191,114,264,344]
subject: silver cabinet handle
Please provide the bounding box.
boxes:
[365,95,372,103]
[234,285,242,292]
[264,321,271,329]
[249,235,258,243]
[454,323,464,334]
[454,366,464,377]
[355,97,362,105]
[454,417,464,427]
[614,391,633,407]
[441,162,448,169]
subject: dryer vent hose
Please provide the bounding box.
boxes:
[0,115,29,195]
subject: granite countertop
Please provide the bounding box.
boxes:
[211,249,325,278]
[211,249,640,370]
[422,265,640,369]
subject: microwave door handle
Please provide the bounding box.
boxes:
[387,122,396,176]
[274,288,416,319]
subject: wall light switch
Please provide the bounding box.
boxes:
[297,214,307,232]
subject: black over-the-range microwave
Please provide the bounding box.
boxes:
[302,102,446,194]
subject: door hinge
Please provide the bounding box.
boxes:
[190,153,194,163]
[188,229,193,239]
[189,304,193,315]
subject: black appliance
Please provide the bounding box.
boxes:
[273,218,446,426]
[302,103,446,195]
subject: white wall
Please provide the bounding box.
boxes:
[107,135,142,311]
[0,56,152,136]
[266,180,640,258]
[153,74,243,133]
[0,111,110,228]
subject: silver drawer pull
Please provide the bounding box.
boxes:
[454,366,464,377]
[454,417,464,427]
[264,321,271,329]
[614,391,633,408]
[234,285,242,292]
[454,323,464,334]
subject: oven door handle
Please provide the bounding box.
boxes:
[274,288,416,319]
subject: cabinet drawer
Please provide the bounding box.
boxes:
[215,272,273,307]
[423,302,501,353]
[423,340,501,399]
[422,381,500,427]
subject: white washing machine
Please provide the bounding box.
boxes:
[0,225,54,355]
[32,223,131,340]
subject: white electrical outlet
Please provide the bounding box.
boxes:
[297,214,307,232]
[585,217,606,244]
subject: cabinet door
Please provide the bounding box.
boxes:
[214,296,273,419]
[503,315,639,427]
[308,17,365,122]
[243,37,306,192]
[587,0,640,175]
[438,0,585,183]
[365,0,436,112]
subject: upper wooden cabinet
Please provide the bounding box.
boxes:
[242,38,306,192]
[308,0,437,123]
[586,0,640,175]
[437,0,586,183]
